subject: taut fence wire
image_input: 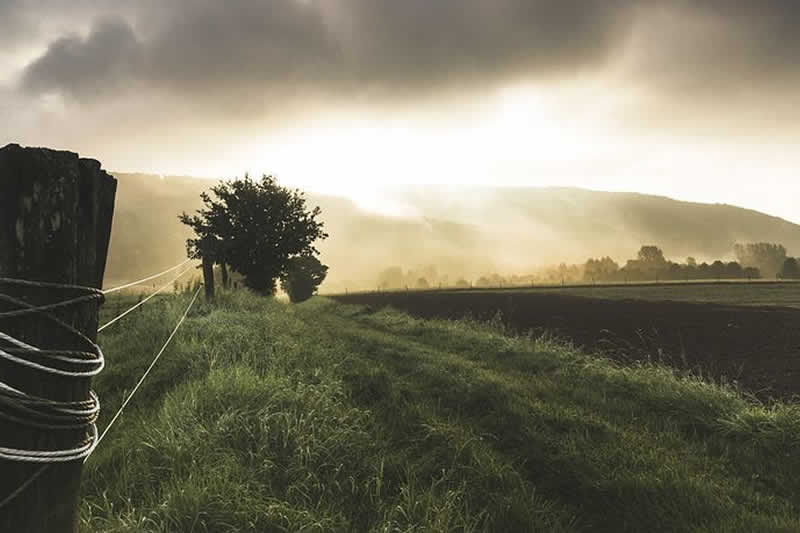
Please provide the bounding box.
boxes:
[102,259,192,295]
[98,264,196,332]
[0,272,202,511]
[90,286,201,455]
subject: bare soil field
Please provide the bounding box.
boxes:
[330,289,800,401]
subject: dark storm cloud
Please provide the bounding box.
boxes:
[628,1,800,94]
[0,0,135,49]
[21,18,140,98]
[141,1,342,88]
[0,0,34,48]
[18,0,636,100]
[330,0,633,85]
[13,0,800,108]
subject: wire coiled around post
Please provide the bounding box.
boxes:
[0,277,105,510]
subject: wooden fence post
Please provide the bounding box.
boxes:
[202,256,215,301]
[0,144,116,533]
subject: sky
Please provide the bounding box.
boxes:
[1,0,799,223]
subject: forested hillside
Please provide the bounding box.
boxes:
[106,174,800,290]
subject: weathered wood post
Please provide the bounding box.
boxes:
[0,144,116,532]
[198,236,216,301]
[202,256,215,301]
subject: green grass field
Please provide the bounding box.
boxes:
[82,291,800,532]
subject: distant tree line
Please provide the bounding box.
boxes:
[570,242,795,283]
[375,242,799,290]
[377,265,445,290]
[581,246,761,283]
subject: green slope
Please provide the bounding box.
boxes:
[82,292,800,532]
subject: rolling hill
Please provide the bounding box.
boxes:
[105,174,800,290]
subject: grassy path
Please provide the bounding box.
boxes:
[300,302,799,532]
[80,292,800,532]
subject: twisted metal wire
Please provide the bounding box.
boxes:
[0,277,104,509]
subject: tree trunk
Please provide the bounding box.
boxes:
[220,262,229,289]
[202,256,215,301]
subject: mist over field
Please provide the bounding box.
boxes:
[106,173,800,292]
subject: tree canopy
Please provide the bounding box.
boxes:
[734,242,787,278]
[780,257,800,280]
[281,254,329,303]
[180,175,328,294]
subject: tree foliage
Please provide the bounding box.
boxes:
[734,243,787,278]
[180,175,328,294]
[376,265,440,290]
[780,258,800,279]
[584,256,620,281]
[281,254,329,303]
[637,245,667,266]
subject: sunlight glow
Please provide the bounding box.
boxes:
[94,81,798,224]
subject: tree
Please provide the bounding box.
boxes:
[710,260,726,280]
[725,261,744,279]
[668,262,683,280]
[281,254,329,303]
[584,256,620,282]
[780,257,800,280]
[734,243,787,278]
[743,267,761,280]
[637,245,667,266]
[180,175,328,294]
[475,276,491,288]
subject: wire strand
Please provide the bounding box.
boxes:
[0,425,98,463]
[0,330,38,351]
[0,292,102,356]
[102,259,193,295]
[0,277,103,293]
[0,466,48,511]
[89,286,202,458]
[0,347,104,378]
[0,278,104,511]
[98,265,195,332]
[0,292,102,320]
